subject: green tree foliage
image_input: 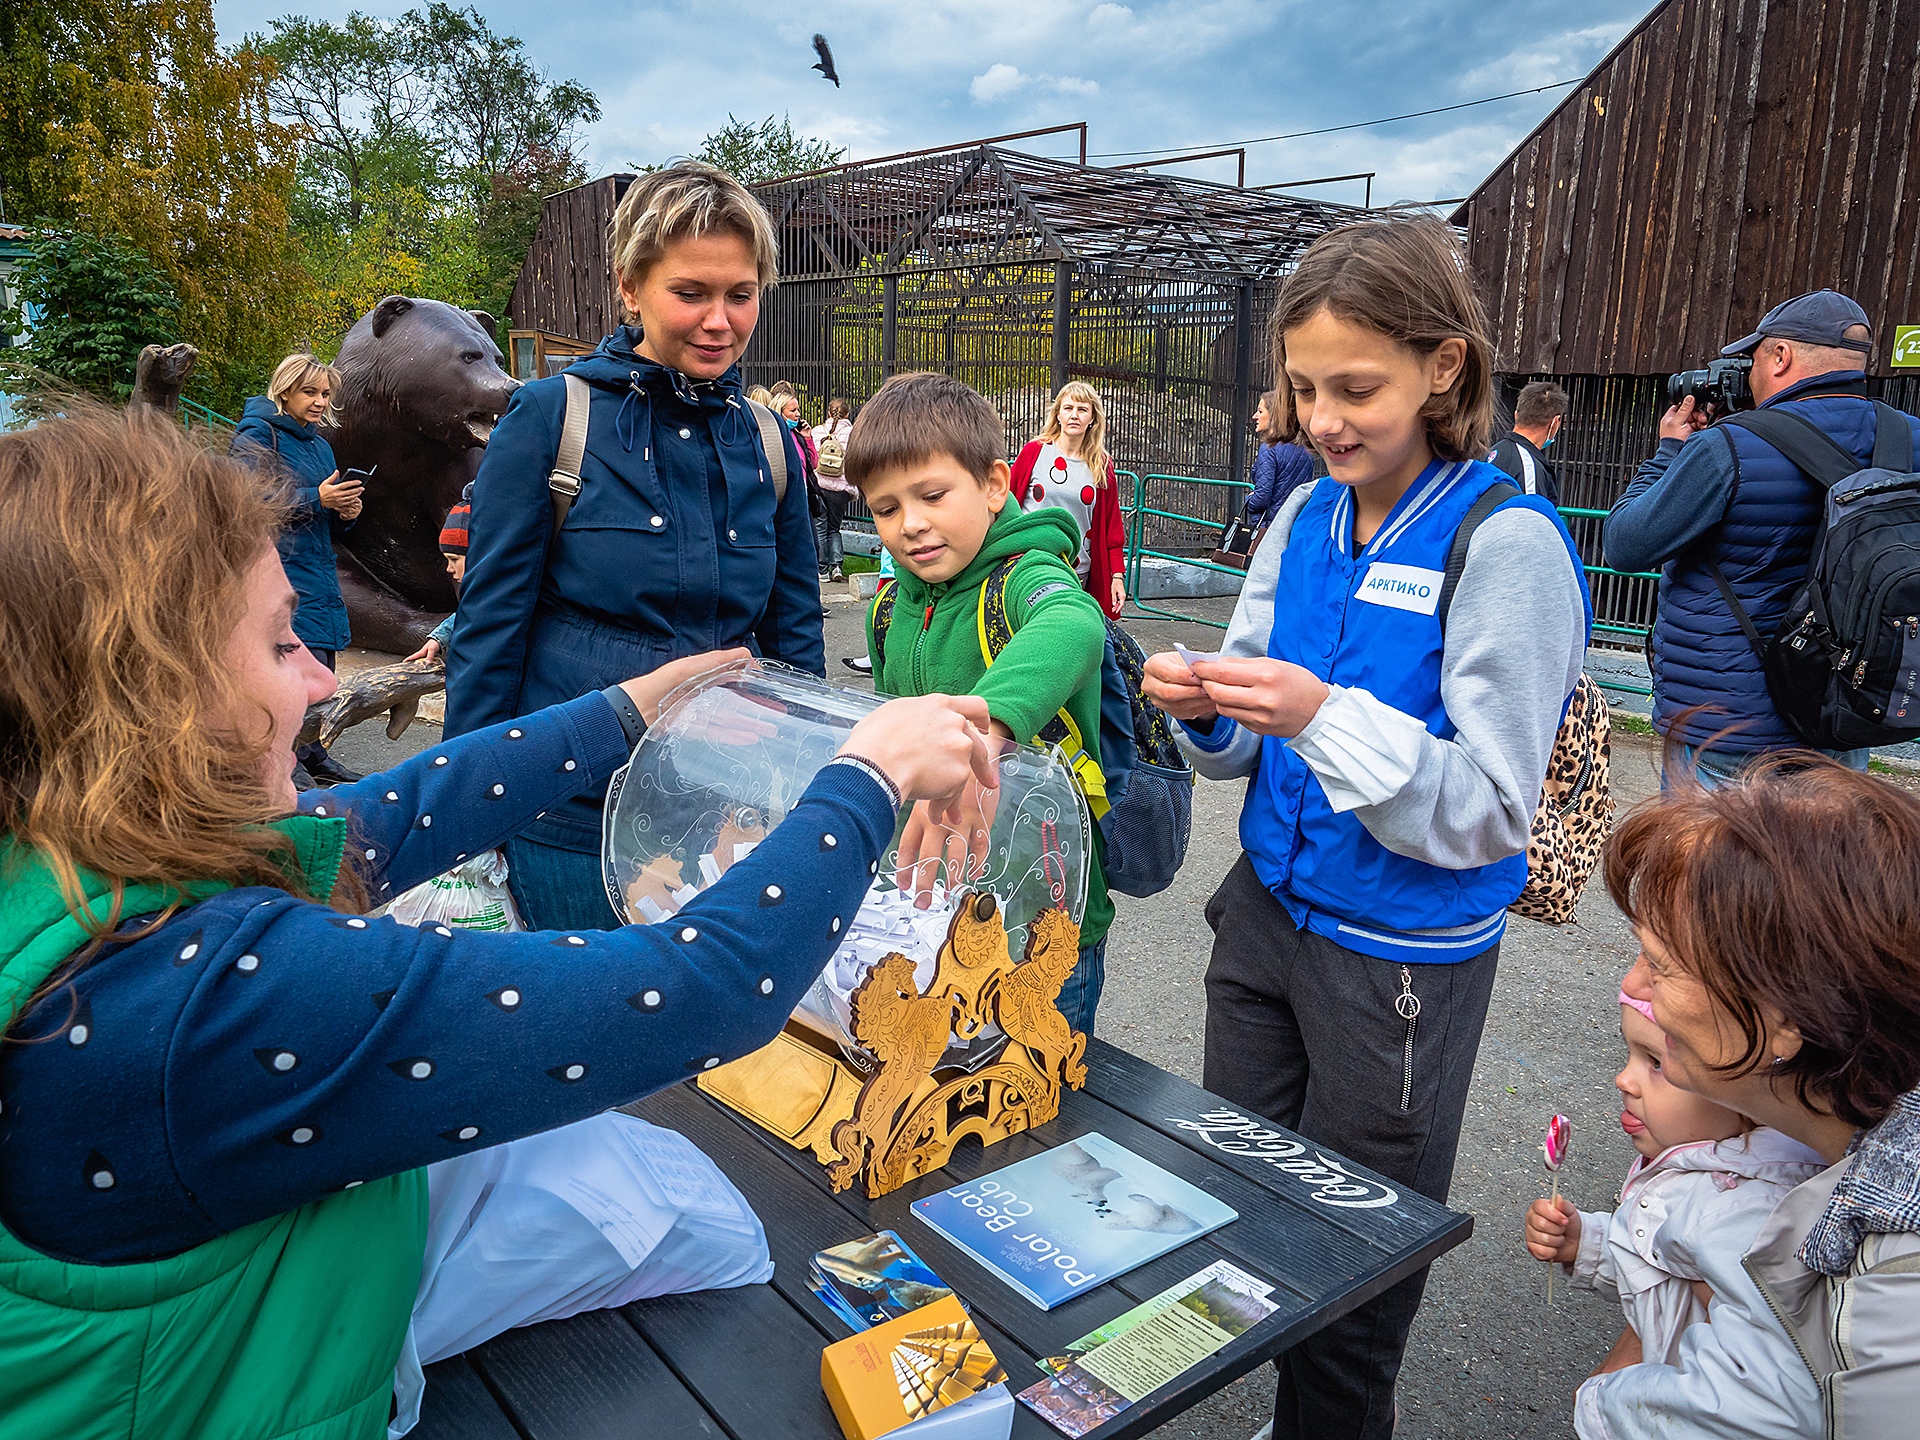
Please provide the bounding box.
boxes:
[1,1,304,414]
[0,0,151,224]
[258,5,598,329]
[1,229,180,400]
[686,114,845,185]
[257,12,433,230]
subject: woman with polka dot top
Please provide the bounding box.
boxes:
[0,406,997,1440]
[1011,381,1128,619]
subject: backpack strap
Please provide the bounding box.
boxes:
[1718,407,1862,490]
[1435,482,1521,630]
[978,557,1110,816]
[869,576,897,676]
[548,373,590,542]
[744,398,789,505]
[1872,400,1915,473]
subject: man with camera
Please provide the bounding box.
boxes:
[1604,289,1920,785]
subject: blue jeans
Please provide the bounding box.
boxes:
[1671,742,1872,791]
[1054,935,1107,1037]
[503,835,621,933]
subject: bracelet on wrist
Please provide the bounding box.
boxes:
[827,753,902,811]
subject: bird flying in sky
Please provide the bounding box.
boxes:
[811,34,840,87]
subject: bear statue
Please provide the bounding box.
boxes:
[323,295,521,654]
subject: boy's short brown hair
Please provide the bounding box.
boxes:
[844,372,1004,487]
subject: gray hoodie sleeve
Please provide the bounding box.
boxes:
[1175,495,1586,868]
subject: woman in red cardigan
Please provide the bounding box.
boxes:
[1011,381,1126,618]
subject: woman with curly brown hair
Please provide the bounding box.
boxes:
[1603,755,1920,1440]
[0,406,994,1438]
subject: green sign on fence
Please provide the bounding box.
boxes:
[1895,325,1920,368]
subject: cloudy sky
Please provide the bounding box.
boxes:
[214,0,1653,205]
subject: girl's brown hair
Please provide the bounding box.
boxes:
[1269,216,1495,462]
[1605,752,1920,1130]
[0,405,337,938]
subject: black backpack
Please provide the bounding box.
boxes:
[1709,400,1920,749]
[871,559,1193,897]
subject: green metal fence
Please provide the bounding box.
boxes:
[179,397,236,435]
[1118,472,1660,699]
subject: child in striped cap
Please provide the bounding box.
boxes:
[1522,986,1824,1431]
[407,488,470,665]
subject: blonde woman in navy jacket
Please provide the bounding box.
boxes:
[447,164,822,931]
[1145,219,1589,1440]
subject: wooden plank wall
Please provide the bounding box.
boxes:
[506,175,633,342]
[1460,0,1920,376]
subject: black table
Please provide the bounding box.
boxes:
[414,1039,1471,1440]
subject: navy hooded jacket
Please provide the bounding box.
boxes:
[445,330,824,851]
[231,397,352,652]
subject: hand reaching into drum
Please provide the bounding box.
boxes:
[893,732,1008,904]
[840,694,998,808]
[617,648,754,726]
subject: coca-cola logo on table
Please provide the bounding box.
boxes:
[1164,1108,1401,1209]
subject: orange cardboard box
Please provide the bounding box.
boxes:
[820,1294,1010,1439]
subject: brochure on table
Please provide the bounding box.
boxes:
[1017,1260,1278,1437]
[820,1293,1013,1440]
[811,1229,957,1332]
[909,1133,1237,1310]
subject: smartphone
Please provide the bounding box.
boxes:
[342,466,375,484]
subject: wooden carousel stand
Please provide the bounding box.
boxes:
[698,891,1087,1199]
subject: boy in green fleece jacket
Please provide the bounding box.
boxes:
[846,371,1114,1033]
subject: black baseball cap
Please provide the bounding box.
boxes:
[1723,290,1874,357]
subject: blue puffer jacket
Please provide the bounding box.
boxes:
[445,330,824,851]
[231,397,351,652]
[1651,384,1920,750]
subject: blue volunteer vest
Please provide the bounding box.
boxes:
[1652,378,1920,751]
[1242,459,1585,962]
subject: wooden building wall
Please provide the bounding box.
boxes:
[1456,0,1920,377]
[506,173,635,340]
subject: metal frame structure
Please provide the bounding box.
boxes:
[743,144,1358,487]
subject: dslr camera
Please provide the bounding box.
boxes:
[1665,357,1753,414]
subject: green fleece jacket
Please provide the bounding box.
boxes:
[868,503,1113,946]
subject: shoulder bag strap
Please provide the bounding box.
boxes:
[1435,482,1521,630]
[744,398,789,504]
[548,374,590,543]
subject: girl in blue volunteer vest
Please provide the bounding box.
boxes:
[1143,218,1590,1440]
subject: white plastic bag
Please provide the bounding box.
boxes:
[390,1112,773,1436]
[388,850,524,932]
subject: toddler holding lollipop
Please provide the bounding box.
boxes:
[1524,990,1824,1434]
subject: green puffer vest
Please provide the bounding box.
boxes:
[0,820,429,1440]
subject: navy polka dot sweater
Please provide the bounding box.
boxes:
[0,693,896,1263]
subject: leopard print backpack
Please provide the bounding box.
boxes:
[1439,483,1615,926]
[1508,672,1614,924]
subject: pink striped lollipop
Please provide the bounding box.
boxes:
[1542,1114,1572,1302]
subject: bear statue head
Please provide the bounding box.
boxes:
[331,296,520,451]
